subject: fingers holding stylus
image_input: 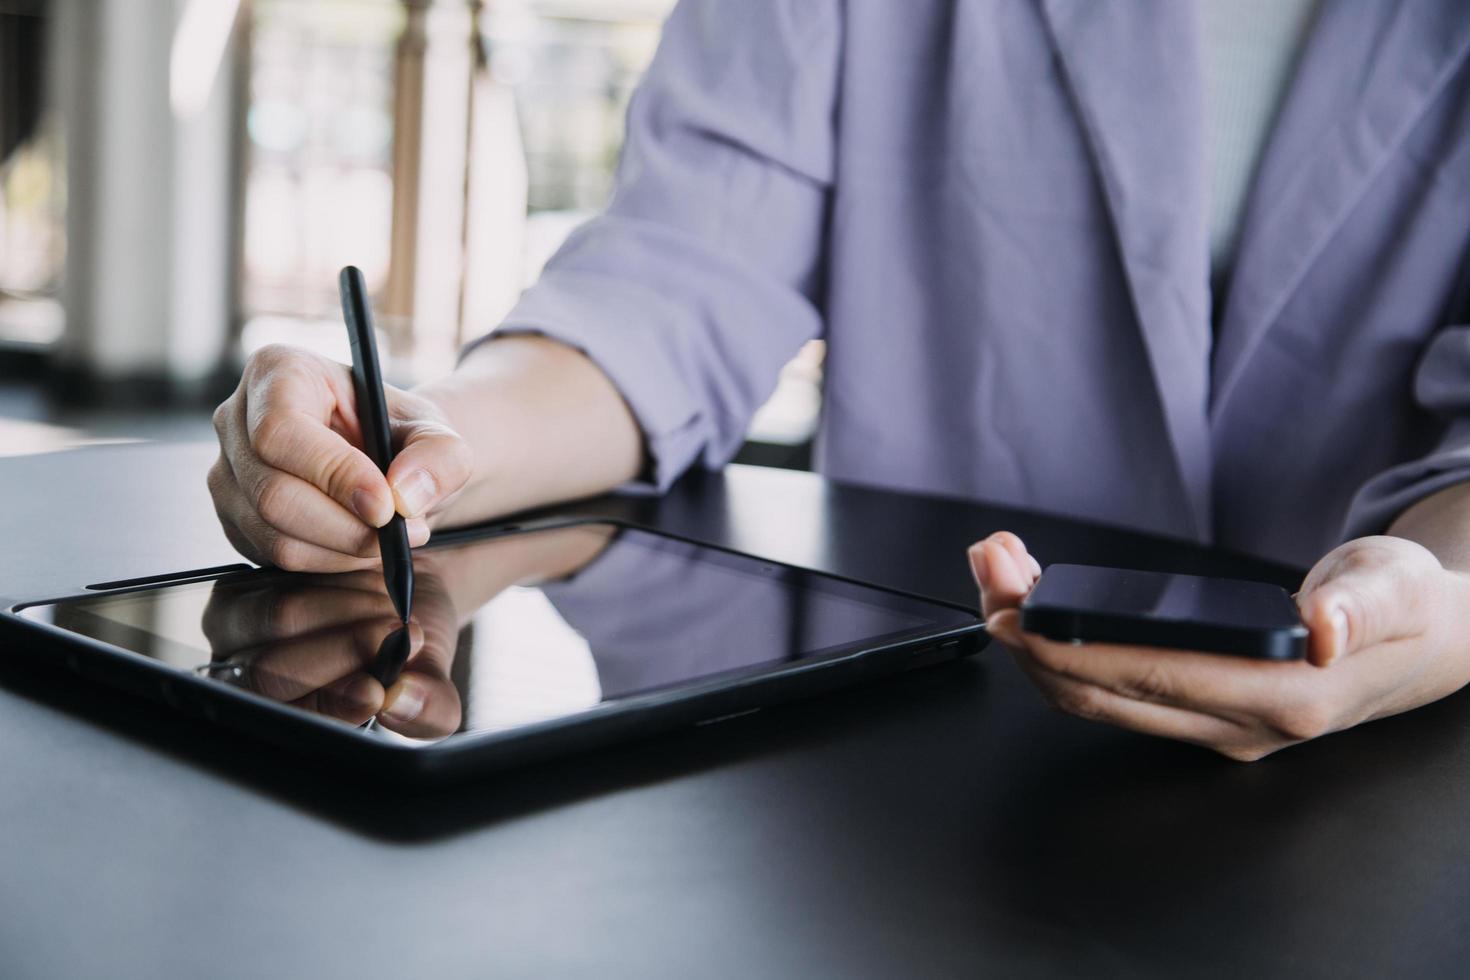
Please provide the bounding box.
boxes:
[212,491,369,573]
[207,454,410,572]
[210,347,437,569]
[213,452,372,556]
[234,344,395,527]
[384,415,474,520]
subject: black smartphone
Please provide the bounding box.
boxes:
[1019,563,1307,660]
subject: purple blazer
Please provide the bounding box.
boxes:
[492,1,1470,569]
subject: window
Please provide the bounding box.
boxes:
[0,0,65,348]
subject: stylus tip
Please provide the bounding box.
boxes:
[367,625,413,687]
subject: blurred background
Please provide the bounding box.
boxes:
[0,0,820,465]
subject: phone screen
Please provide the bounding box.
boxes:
[1025,564,1302,628]
[1020,563,1307,659]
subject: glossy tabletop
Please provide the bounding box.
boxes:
[0,443,1466,978]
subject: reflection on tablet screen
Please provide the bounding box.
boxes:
[19,524,947,744]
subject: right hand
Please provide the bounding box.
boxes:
[209,344,473,572]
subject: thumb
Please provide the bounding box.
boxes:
[967,531,1041,618]
[385,418,473,520]
[1297,539,1430,667]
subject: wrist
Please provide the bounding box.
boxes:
[1424,567,1470,698]
[410,349,514,530]
[1387,481,1470,573]
[412,332,643,529]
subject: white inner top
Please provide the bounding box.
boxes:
[1202,0,1322,286]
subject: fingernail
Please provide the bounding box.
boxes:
[351,488,389,527]
[382,676,426,726]
[1331,608,1350,661]
[970,544,990,589]
[393,469,437,518]
[407,518,430,548]
[1028,555,1042,579]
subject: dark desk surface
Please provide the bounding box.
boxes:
[2,444,1467,979]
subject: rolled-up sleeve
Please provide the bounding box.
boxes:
[477,0,840,491]
[1342,325,1470,538]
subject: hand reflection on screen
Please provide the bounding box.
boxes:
[199,566,462,737]
[197,523,615,738]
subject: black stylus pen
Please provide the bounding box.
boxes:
[339,265,414,624]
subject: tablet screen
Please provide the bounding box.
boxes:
[17,523,972,744]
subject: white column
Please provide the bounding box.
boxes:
[53,0,241,394]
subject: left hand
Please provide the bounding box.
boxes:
[971,531,1470,760]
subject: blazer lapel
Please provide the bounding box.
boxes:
[1039,0,1213,539]
[1211,1,1470,418]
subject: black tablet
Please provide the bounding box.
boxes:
[2,519,981,782]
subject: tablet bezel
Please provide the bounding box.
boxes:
[0,517,984,783]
